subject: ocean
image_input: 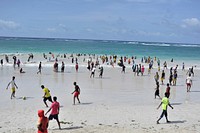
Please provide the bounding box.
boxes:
[0,36,200,62]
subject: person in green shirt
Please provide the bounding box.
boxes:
[156,92,173,124]
[41,85,53,107]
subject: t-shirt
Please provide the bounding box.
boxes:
[186,77,192,84]
[166,87,170,94]
[162,97,169,110]
[10,80,15,88]
[50,101,60,115]
[43,88,51,98]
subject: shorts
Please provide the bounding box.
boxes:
[74,91,80,97]
[43,96,53,102]
[160,110,168,118]
[11,87,15,93]
[49,114,58,120]
[187,83,191,87]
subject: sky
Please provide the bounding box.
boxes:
[0,0,200,44]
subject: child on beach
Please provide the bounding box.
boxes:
[45,96,61,129]
[71,82,81,105]
[99,66,103,78]
[163,61,167,69]
[141,65,145,76]
[157,92,173,124]
[90,67,96,78]
[155,82,161,99]
[75,63,79,72]
[169,74,173,86]
[6,76,18,99]
[173,71,178,86]
[186,74,192,92]
[37,62,42,74]
[61,61,65,72]
[37,110,49,133]
[161,70,165,85]
[41,85,53,107]
[154,72,159,83]
[166,83,171,98]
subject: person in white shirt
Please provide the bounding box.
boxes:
[186,74,192,92]
[6,76,18,99]
[90,67,96,78]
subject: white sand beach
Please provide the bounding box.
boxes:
[0,54,200,133]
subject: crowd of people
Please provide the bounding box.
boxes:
[2,53,196,132]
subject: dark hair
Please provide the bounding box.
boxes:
[73,82,76,85]
[41,85,44,88]
[53,96,57,101]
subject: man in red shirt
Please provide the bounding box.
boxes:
[45,96,61,129]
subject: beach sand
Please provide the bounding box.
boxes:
[0,54,200,133]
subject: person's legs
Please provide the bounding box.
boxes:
[48,96,53,103]
[77,96,80,103]
[43,98,48,107]
[157,110,165,124]
[73,96,76,105]
[55,115,61,129]
[164,110,170,122]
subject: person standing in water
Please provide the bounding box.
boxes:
[6,76,18,99]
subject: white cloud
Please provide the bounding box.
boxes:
[181,18,200,28]
[47,28,56,32]
[0,19,20,30]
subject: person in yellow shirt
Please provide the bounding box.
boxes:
[156,92,173,124]
[41,85,53,107]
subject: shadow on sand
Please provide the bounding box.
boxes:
[162,120,186,124]
[52,126,83,131]
[170,103,182,106]
[190,91,200,93]
[80,102,93,105]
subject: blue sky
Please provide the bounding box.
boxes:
[0,0,200,44]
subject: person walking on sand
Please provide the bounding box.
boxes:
[37,110,49,133]
[165,83,171,98]
[45,96,61,130]
[41,85,53,107]
[37,62,42,74]
[186,74,192,92]
[155,82,161,99]
[75,62,79,72]
[99,66,103,78]
[6,76,18,99]
[156,92,173,124]
[71,82,81,105]
[154,72,159,83]
[90,67,96,78]
[161,70,165,85]
[61,61,65,72]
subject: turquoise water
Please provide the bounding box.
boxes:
[0,37,200,61]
